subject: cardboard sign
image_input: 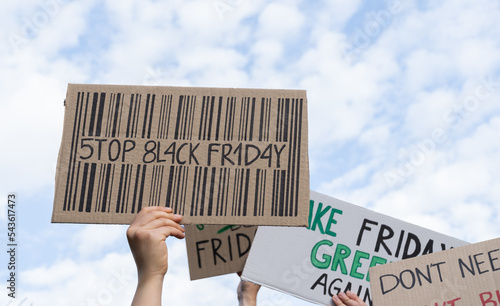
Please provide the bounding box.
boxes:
[185,224,257,280]
[52,84,309,225]
[241,191,468,306]
[369,237,500,306]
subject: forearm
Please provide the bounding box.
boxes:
[238,295,257,306]
[131,274,165,306]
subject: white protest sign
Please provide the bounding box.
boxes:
[241,191,468,305]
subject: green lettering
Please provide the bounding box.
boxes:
[310,202,331,234]
[307,200,314,229]
[332,244,351,275]
[366,256,388,281]
[311,240,333,269]
[350,250,370,279]
[325,208,343,237]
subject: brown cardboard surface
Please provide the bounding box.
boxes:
[52,84,309,225]
[369,237,500,306]
[185,224,257,280]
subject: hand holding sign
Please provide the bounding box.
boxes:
[127,206,185,306]
[332,291,368,306]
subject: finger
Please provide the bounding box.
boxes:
[142,216,185,234]
[130,208,179,229]
[131,206,173,224]
[346,291,365,304]
[332,295,346,306]
[155,224,186,239]
[338,292,355,305]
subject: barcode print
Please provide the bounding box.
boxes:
[61,90,304,220]
[174,95,196,140]
[157,95,173,139]
[271,98,304,217]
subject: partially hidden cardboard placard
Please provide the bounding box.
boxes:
[370,237,500,306]
[52,83,309,225]
[185,224,257,280]
[241,191,468,306]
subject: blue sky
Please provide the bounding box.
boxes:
[1,0,500,305]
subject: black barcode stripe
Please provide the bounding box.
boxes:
[130,165,141,213]
[243,98,250,141]
[95,164,104,212]
[279,169,286,216]
[216,168,222,216]
[173,166,183,212]
[174,95,184,140]
[126,95,134,137]
[208,96,216,141]
[142,94,151,138]
[224,168,231,216]
[121,164,131,213]
[284,99,294,216]
[223,97,229,141]
[126,164,135,212]
[227,97,236,141]
[275,98,281,142]
[181,95,189,140]
[266,98,271,141]
[156,165,164,206]
[219,168,227,216]
[94,93,106,137]
[253,169,260,216]
[71,161,82,211]
[283,98,290,142]
[158,95,172,139]
[238,169,245,216]
[188,97,196,140]
[81,93,90,137]
[148,165,158,207]
[190,167,200,216]
[63,91,84,211]
[215,97,223,141]
[133,94,141,138]
[105,94,114,137]
[288,99,298,217]
[184,96,194,140]
[180,166,189,215]
[78,163,90,212]
[88,93,98,136]
[260,170,266,216]
[116,164,126,213]
[157,96,165,138]
[242,168,249,216]
[199,96,207,140]
[112,93,122,137]
[143,94,156,139]
[101,164,113,213]
[165,166,175,208]
[231,169,239,216]
[137,165,147,213]
[207,167,216,216]
[237,98,245,141]
[86,163,97,212]
[249,97,256,141]
[199,167,209,216]
[122,164,132,213]
[294,98,303,216]
[271,170,276,216]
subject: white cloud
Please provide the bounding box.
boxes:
[2,0,500,304]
